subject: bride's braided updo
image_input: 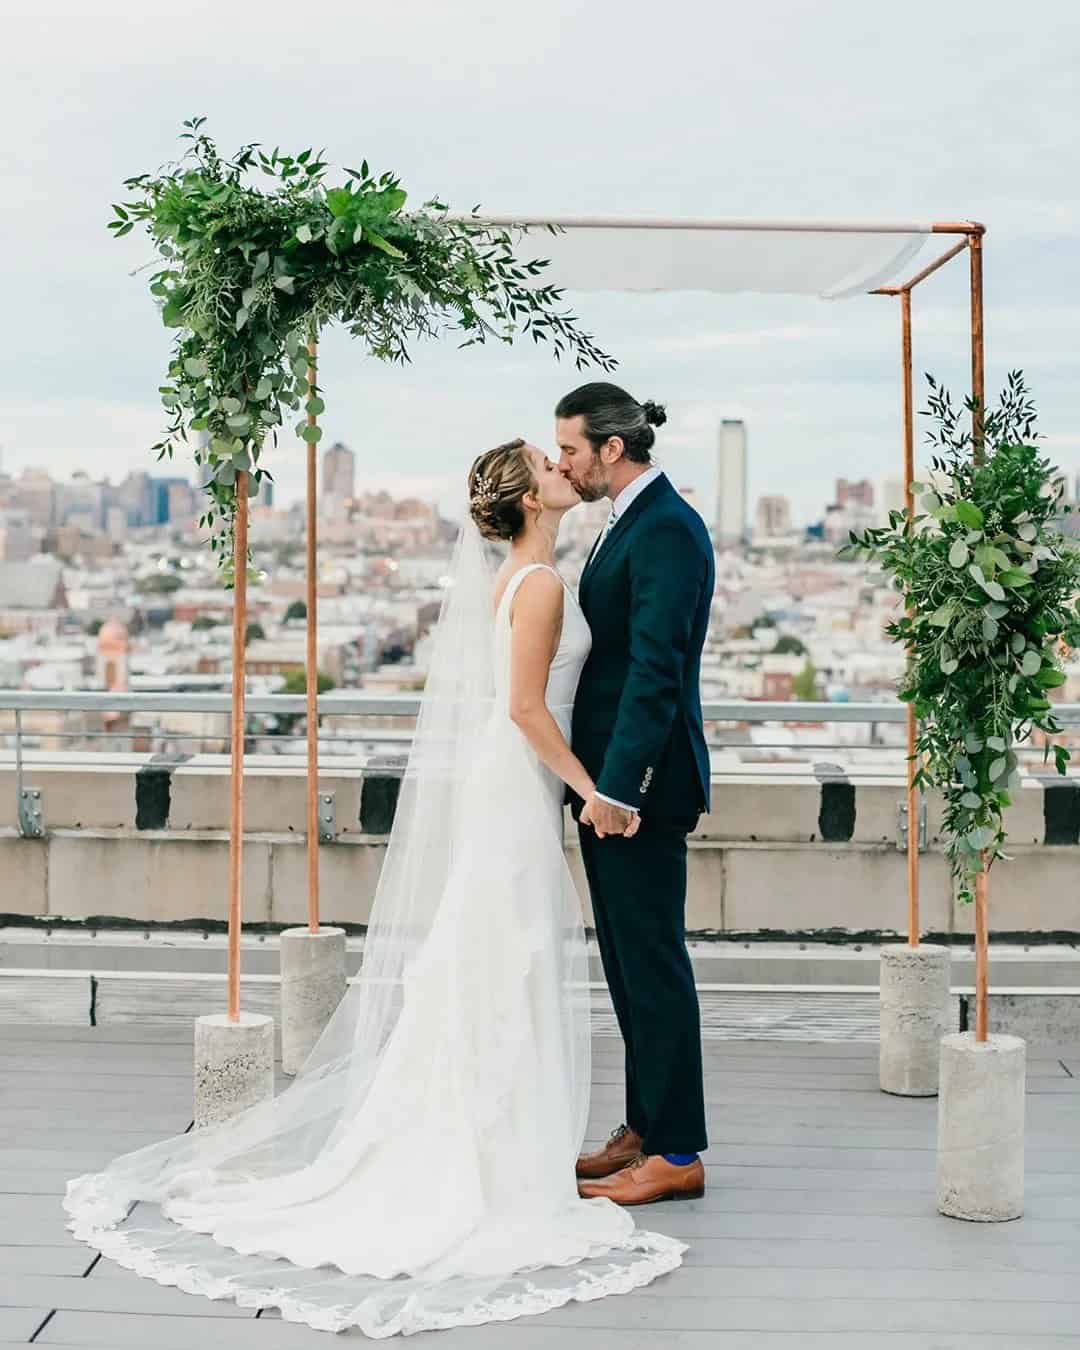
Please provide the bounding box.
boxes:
[467,438,538,542]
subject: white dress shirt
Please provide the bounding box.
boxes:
[590,466,666,815]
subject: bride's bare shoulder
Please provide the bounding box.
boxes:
[493,562,564,620]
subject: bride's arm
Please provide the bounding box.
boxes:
[507,570,595,804]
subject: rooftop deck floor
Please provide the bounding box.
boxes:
[2,1023,1079,1348]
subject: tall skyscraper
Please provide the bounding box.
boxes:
[715,419,748,545]
[322,442,356,505]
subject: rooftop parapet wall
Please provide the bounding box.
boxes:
[1,755,1078,938]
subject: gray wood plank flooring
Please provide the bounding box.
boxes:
[2,1024,1078,1346]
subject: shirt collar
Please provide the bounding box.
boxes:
[610,464,664,520]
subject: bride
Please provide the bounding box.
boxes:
[64,438,685,1337]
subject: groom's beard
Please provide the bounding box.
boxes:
[567,455,609,503]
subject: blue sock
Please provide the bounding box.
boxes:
[662,1152,699,1166]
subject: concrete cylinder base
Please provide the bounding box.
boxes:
[937,1031,1025,1222]
[879,943,952,1096]
[279,926,348,1076]
[193,1011,275,1128]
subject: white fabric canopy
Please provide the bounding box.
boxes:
[472,216,935,300]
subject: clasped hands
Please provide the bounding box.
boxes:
[580,792,641,839]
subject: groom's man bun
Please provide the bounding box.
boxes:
[554,383,664,463]
[467,438,536,542]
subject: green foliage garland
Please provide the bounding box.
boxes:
[111,117,615,577]
[843,373,1080,898]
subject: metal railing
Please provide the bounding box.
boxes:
[3,689,1079,774]
[3,689,1079,843]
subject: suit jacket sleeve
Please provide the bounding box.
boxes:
[595,519,708,807]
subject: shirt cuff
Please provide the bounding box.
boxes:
[595,792,639,813]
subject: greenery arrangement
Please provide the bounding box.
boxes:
[111,117,614,576]
[844,373,1080,899]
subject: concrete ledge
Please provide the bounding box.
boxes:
[1,758,1080,936]
[3,930,1079,988]
[957,987,1080,1046]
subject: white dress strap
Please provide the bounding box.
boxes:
[499,563,562,618]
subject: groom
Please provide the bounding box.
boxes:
[557,382,714,1205]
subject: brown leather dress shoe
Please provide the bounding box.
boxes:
[575,1124,644,1180]
[578,1153,705,1205]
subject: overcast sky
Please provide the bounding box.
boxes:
[2,1,1077,523]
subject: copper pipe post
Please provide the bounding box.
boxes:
[970,231,986,462]
[901,289,920,947]
[305,335,320,934]
[227,471,249,1022]
[974,865,989,1041]
[969,229,988,1040]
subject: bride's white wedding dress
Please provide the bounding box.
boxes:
[64,546,685,1337]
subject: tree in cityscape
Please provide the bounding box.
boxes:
[192,615,219,631]
[136,572,183,595]
[110,117,615,576]
[844,373,1080,901]
[792,659,820,701]
[773,634,807,656]
[245,621,266,645]
[281,668,336,695]
[284,599,307,623]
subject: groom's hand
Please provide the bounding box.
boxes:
[583,793,636,839]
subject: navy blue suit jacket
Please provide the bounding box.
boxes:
[570,474,714,820]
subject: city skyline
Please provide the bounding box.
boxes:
[2,6,1077,531]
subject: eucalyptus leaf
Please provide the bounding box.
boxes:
[1010,633,1026,653]
[989,757,1008,782]
[1018,522,1037,542]
[960,792,982,810]
[984,601,1009,620]
[986,736,1006,752]
[984,581,1006,601]
[1021,650,1042,676]
[948,540,969,567]
[301,423,324,444]
[981,616,998,642]
[221,397,243,415]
